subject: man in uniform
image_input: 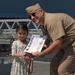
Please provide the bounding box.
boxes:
[25,3,75,75]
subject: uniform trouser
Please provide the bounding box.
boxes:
[50,41,75,75]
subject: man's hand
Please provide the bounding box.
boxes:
[32,51,41,57]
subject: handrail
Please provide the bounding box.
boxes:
[0,19,31,22]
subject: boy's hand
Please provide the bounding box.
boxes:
[21,53,26,58]
[24,52,34,60]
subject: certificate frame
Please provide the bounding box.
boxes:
[24,35,47,53]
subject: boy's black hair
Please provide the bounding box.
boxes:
[16,24,28,34]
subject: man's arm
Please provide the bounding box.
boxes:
[42,37,62,56]
[33,37,62,57]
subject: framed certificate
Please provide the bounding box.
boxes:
[24,35,47,53]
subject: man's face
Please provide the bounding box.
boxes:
[29,10,44,25]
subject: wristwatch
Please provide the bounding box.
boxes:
[40,52,45,57]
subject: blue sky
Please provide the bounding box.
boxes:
[0,0,75,19]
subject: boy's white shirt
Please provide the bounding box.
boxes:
[24,35,47,53]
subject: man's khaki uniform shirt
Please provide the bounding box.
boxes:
[43,12,75,48]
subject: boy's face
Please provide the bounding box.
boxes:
[16,29,27,41]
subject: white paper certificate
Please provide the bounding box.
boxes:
[24,35,47,53]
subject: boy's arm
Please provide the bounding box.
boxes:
[12,53,26,58]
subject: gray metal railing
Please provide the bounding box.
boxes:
[0,19,42,44]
